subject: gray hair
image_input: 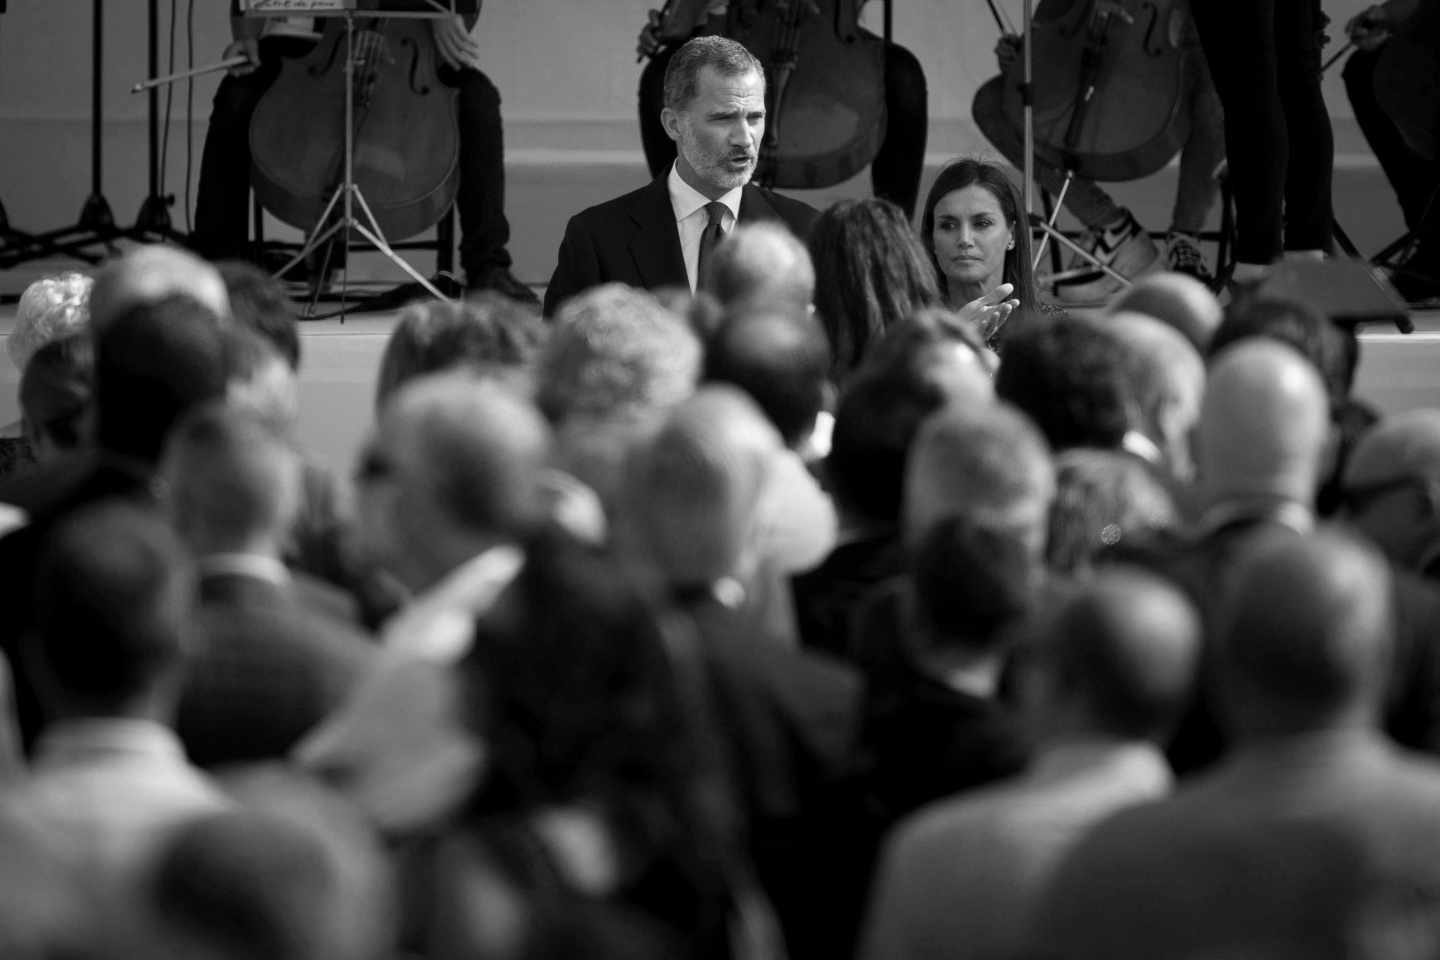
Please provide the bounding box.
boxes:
[663,35,764,111]
[10,272,93,371]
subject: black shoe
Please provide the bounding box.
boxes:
[467,264,540,307]
[1392,265,1440,306]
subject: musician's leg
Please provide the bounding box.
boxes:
[1344,48,1435,231]
[1274,0,1332,254]
[870,42,926,219]
[1169,51,1225,236]
[639,46,678,180]
[446,66,534,302]
[192,48,287,263]
[1189,0,1287,267]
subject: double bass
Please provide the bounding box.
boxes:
[648,0,888,190]
[997,0,1192,183]
[249,9,460,243]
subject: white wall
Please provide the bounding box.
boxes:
[0,0,1378,263]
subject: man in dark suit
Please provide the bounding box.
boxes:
[158,404,373,768]
[1035,528,1440,960]
[544,36,818,316]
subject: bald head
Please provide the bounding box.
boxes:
[1196,340,1331,506]
[701,221,815,312]
[1110,271,1222,353]
[1341,409,1440,569]
[1103,311,1205,480]
[704,308,830,449]
[629,385,782,586]
[1216,528,1393,737]
[904,401,1055,555]
[1041,567,1200,741]
[359,374,552,589]
[89,245,230,330]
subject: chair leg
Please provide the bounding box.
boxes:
[436,205,455,276]
[251,193,266,263]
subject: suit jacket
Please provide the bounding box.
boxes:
[176,570,374,768]
[1035,731,1440,960]
[543,177,820,316]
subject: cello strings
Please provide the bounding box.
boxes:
[160,0,177,210]
[185,0,196,234]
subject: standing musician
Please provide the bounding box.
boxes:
[971,0,1227,302]
[1343,0,1440,303]
[191,3,537,304]
[635,1,929,219]
[1188,0,1334,289]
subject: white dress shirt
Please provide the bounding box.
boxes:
[667,162,742,292]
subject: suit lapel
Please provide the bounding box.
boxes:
[627,177,688,290]
[739,183,781,225]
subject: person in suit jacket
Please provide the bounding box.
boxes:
[1035,528,1440,960]
[544,36,818,316]
[158,403,373,768]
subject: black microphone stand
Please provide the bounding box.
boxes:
[130,0,188,242]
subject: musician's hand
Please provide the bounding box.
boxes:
[995,34,1022,71]
[637,8,667,60]
[223,38,261,77]
[956,283,1019,343]
[1346,4,1392,50]
[432,16,483,73]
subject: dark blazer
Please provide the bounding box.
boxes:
[1035,732,1440,960]
[543,177,820,316]
[176,570,374,769]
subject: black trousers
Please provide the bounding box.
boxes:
[1189,0,1333,263]
[638,40,929,219]
[192,36,513,274]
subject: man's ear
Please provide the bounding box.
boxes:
[660,107,683,143]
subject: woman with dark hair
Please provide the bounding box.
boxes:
[921,158,1038,337]
[425,531,768,960]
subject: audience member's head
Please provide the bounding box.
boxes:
[920,158,1038,311]
[217,259,301,371]
[1340,409,1440,572]
[1047,447,1180,576]
[1101,311,1206,480]
[703,307,830,450]
[222,325,299,430]
[27,502,194,722]
[1024,567,1199,743]
[1110,270,1223,353]
[1215,527,1394,739]
[1195,339,1331,508]
[627,386,782,588]
[538,284,701,426]
[700,220,815,313]
[160,403,303,560]
[994,313,1136,452]
[807,197,941,378]
[825,343,977,530]
[862,306,997,395]
[911,516,1043,658]
[144,805,392,960]
[19,334,93,464]
[1208,295,1354,407]
[92,293,230,465]
[375,293,548,411]
[354,373,552,591]
[9,271,93,371]
[88,244,229,331]
[905,400,1055,557]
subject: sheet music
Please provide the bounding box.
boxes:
[240,0,472,16]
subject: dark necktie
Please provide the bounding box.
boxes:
[696,201,727,289]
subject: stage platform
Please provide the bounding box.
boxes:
[0,288,1437,502]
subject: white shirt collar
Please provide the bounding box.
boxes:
[1121,430,1164,466]
[667,162,743,226]
[198,552,291,587]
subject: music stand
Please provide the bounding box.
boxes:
[242,0,465,314]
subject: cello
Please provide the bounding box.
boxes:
[725,0,888,190]
[996,0,1192,183]
[248,7,460,244]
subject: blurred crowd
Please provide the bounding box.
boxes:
[3,186,1440,960]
